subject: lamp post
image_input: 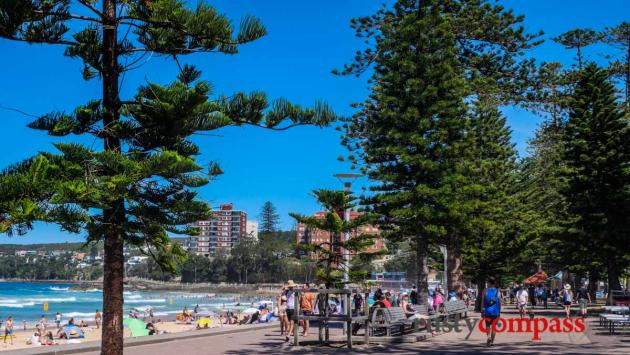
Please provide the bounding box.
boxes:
[439,244,448,291]
[333,173,362,286]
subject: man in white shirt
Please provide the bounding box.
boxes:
[516,285,529,319]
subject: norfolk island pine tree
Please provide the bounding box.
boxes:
[290,189,383,341]
[336,0,543,300]
[561,63,630,297]
[0,1,336,354]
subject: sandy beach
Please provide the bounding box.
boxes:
[0,318,241,352]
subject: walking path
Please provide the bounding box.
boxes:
[13,307,630,354]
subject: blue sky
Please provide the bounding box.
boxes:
[1,0,629,244]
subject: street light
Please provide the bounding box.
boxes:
[439,245,448,291]
[333,173,362,286]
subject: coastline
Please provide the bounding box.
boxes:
[0,279,281,296]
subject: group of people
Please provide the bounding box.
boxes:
[276,280,315,342]
[276,281,470,339]
[509,284,550,311]
[26,316,84,346]
[482,278,595,347]
[2,310,102,347]
[509,283,592,318]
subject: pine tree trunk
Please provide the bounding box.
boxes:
[447,246,464,294]
[475,277,486,313]
[101,222,125,355]
[588,269,599,302]
[415,238,429,305]
[607,256,622,305]
[101,1,124,354]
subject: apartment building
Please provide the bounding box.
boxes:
[188,203,247,257]
[296,210,385,258]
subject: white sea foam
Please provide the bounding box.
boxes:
[199,303,241,308]
[49,286,70,291]
[132,305,157,311]
[152,310,181,316]
[125,298,166,304]
[23,297,77,303]
[63,312,95,318]
[126,294,143,300]
[80,288,102,293]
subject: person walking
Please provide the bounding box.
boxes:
[300,283,315,337]
[95,310,101,329]
[277,294,288,335]
[516,285,528,319]
[410,285,418,305]
[576,284,591,318]
[55,312,62,329]
[352,290,363,316]
[481,278,501,347]
[3,316,13,345]
[527,284,537,308]
[433,287,445,312]
[284,280,297,342]
[541,286,548,309]
[561,284,573,317]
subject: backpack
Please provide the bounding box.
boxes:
[484,288,500,317]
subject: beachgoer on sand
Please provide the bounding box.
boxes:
[4,316,14,345]
[55,312,62,329]
[95,310,101,329]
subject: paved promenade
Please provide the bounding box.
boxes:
[37,308,630,354]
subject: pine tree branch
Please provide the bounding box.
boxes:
[32,10,100,23]
[4,34,78,46]
[117,18,258,46]
[123,48,219,54]
[0,104,39,119]
[77,0,104,18]
[236,122,310,131]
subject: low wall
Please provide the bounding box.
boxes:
[10,323,278,355]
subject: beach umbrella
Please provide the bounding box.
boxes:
[197,310,217,317]
[123,318,150,337]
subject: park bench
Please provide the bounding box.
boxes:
[369,307,414,336]
[415,303,441,325]
[606,315,630,334]
[443,300,468,320]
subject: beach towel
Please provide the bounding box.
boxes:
[62,325,85,339]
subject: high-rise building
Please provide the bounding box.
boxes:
[188,203,247,257]
[246,220,259,241]
[296,211,385,259]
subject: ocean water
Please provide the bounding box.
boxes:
[0,282,261,323]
